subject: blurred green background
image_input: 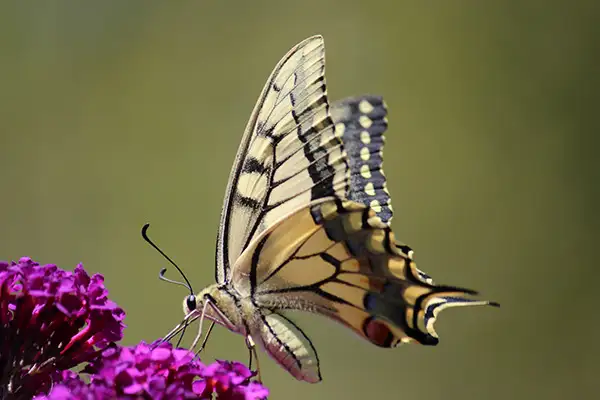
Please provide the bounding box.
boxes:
[1,1,598,399]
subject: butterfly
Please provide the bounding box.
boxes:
[160,35,499,383]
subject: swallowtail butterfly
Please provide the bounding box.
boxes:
[165,35,498,383]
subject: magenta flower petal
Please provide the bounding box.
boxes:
[241,382,271,400]
[151,346,172,362]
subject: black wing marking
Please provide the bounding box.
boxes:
[331,95,393,224]
[215,36,349,284]
[231,199,498,347]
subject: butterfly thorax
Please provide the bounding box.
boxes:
[191,284,260,337]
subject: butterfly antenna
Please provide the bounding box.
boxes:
[141,223,194,296]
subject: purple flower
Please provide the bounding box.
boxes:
[36,341,268,400]
[0,257,126,399]
[1,257,268,399]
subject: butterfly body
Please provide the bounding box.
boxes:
[179,35,498,383]
[189,283,323,383]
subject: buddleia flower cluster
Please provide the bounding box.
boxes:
[0,257,268,399]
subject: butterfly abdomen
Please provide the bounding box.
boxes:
[252,310,322,383]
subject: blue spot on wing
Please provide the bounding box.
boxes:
[330,95,393,224]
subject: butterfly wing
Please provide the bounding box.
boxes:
[215,35,349,284]
[331,95,415,258]
[232,199,498,349]
[331,95,393,224]
[254,310,321,383]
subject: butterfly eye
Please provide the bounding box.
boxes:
[186,295,197,312]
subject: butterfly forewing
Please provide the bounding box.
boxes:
[216,35,349,285]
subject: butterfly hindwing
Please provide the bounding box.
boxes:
[332,95,416,258]
[331,95,393,225]
[232,198,496,348]
[216,35,349,284]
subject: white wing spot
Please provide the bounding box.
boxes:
[334,122,345,138]
[360,164,371,178]
[359,100,374,114]
[370,199,382,213]
[360,130,371,144]
[360,147,370,161]
[359,115,372,128]
[365,182,375,196]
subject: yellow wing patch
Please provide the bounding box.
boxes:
[232,199,498,348]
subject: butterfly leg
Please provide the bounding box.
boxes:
[175,320,190,348]
[195,321,216,356]
[246,335,262,383]
[162,310,200,345]
[191,300,237,357]
[190,300,211,350]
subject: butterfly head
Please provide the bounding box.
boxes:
[182,283,221,316]
[183,293,197,315]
